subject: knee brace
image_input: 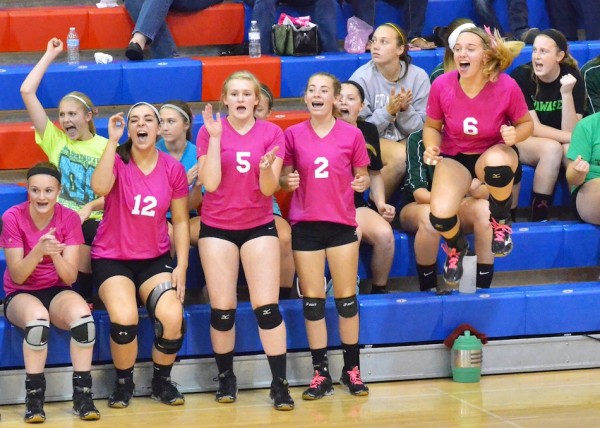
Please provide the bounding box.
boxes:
[484,165,514,188]
[146,282,174,319]
[429,213,458,233]
[303,297,326,321]
[154,318,186,355]
[254,304,283,330]
[24,319,49,351]
[110,323,138,345]
[210,308,236,332]
[70,315,95,348]
[335,295,358,318]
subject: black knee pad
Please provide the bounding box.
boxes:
[24,319,49,351]
[484,165,514,188]
[303,297,326,321]
[335,295,358,318]
[254,304,283,330]
[70,315,96,348]
[210,308,236,332]
[110,323,138,345]
[429,213,458,232]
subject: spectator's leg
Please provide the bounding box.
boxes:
[545,0,578,41]
[472,0,504,34]
[252,0,278,54]
[403,0,429,40]
[578,0,600,40]
[304,0,339,52]
[349,0,375,26]
[507,0,529,39]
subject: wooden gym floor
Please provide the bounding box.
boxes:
[1,368,600,427]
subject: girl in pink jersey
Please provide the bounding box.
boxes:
[21,38,108,305]
[423,26,533,286]
[0,162,100,423]
[281,72,371,400]
[196,71,293,410]
[91,102,189,409]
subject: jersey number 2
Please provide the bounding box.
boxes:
[132,194,157,217]
[314,157,329,178]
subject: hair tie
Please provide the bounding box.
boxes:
[448,23,476,49]
[27,166,62,183]
[160,104,190,123]
[64,94,92,112]
[383,23,405,45]
[483,25,498,49]
[127,102,160,122]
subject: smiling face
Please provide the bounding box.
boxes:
[28,174,60,216]
[531,35,564,82]
[453,31,486,78]
[58,99,92,141]
[337,83,363,125]
[159,107,189,145]
[370,25,404,66]
[304,74,339,119]
[223,78,259,122]
[128,105,160,151]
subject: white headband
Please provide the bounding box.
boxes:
[160,103,190,123]
[448,23,477,49]
[127,102,160,122]
[64,94,92,112]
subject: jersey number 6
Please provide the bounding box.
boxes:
[463,117,479,136]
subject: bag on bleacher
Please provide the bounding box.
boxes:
[272,13,320,56]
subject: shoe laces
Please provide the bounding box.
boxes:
[309,371,328,389]
[442,243,460,269]
[347,367,364,385]
[491,218,512,242]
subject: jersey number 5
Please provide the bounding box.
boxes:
[236,152,251,173]
[314,157,329,178]
[463,117,479,135]
[132,194,157,217]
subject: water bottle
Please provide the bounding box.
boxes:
[451,330,483,383]
[249,20,261,58]
[67,27,80,65]
[459,250,477,294]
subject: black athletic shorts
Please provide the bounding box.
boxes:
[92,252,173,290]
[291,221,358,251]
[445,146,522,184]
[199,220,277,248]
[4,286,71,322]
[82,219,100,246]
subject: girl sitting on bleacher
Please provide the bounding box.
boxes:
[0,162,100,423]
[349,23,431,201]
[510,29,585,221]
[423,26,533,286]
[91,103,189,409]
[20,38,108,305]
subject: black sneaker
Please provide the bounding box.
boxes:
[73,386,100,420]
[24,388,45,423]
[108,377,134,409]
[270,378,294,411]
[340,366,369,396]
[151,376,185,406]
[491,216,513,257]
[302,369,334,400]
[215,370,237,403]
[442,243,468,286]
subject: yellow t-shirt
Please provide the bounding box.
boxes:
[35,119,108,219]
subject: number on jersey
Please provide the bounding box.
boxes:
[314,157,329,178]
[132,194,157,217]
[463,118,479,135]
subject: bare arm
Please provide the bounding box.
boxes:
[530,110,572,143]
[91,113,122,196]
[198,105,222,192]
[566,155,589,187]
[279,165,299,192]
[170,196,190,303]
[259,146,282,196]
[20,38,64,136]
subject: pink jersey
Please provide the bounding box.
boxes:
[427,71,529,156]
[196,118,283,230]
[284,119,370,226]
[0,202,84,297]
[91,150,188,260]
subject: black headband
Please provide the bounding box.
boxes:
[27,166,62,183]
[539,29,568,53]
[342,80,365,103]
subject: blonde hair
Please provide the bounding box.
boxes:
[221,70,261,112]
[306,72,342,118]
[460,27,518,82]
[60,91,97,134]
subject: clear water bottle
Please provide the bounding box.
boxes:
[249,20,261,58]
[67,27,80,65]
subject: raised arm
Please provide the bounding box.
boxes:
[20,38,64,136]
[198,104,222,192]
[91,113,123,196]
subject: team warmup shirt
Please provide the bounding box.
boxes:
[35,119,107,219]
[427,71,529,156]
[196,118,283,230]
[511,63,585,129]
[355,120,383,207]
[91,150,188,260]
[0,202,84,297]
[581,57,600,115]
[284,119,370,227]
[567,115,600,187]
